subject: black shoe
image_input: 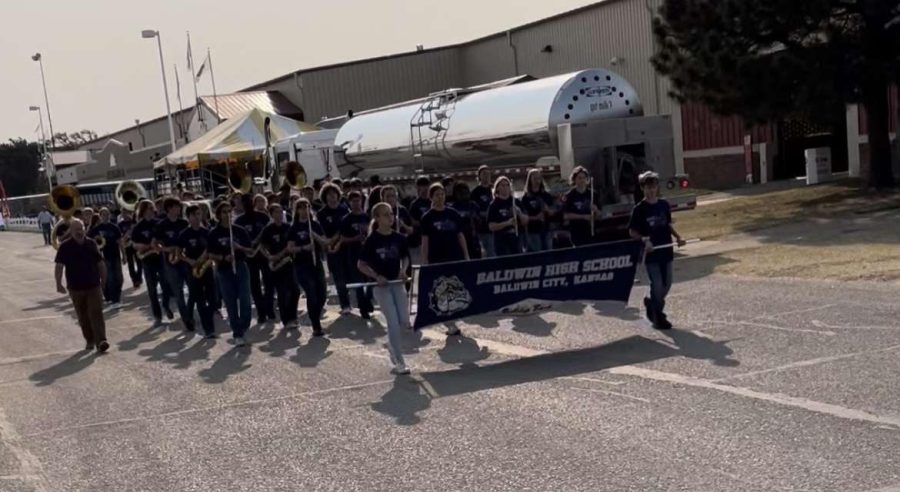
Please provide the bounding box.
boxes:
[653,311,672,330]
[163,306,174,320]
[361,310,372,320]
[257,316,268,325]
[643,298,656,323]
[85,342,95,351]
[312,328,325,337]
[185,321,196,332]
[204,333,219,339]
[96,340,110,353]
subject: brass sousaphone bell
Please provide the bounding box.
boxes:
[48,185,82,249]
[115,180,147,211]
[227,162,252,194]
[283,161,307,190]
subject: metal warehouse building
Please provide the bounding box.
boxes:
[80,0,880,190]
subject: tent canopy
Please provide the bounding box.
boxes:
[154,108,318,169]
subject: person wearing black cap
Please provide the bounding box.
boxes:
[628,171,685,330]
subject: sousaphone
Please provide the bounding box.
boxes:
[116,180,147,211]
[48,185,82,249]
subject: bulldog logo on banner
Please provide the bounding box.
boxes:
[413,239,643,329]
[428,276,473,316]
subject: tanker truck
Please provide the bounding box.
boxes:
[273,68,696,231]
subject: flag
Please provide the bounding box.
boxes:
[34,123,41,134]
[186,33,194,70]
[175,65,182,101]
[195,55,208,82]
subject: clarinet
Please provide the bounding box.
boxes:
[308,217,317,267]
[229,222,237,274]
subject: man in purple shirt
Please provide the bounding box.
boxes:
[54,219,109,352]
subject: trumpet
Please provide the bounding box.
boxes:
[94,235,106,250]
[268,254,293,272]
[192,258,214,278]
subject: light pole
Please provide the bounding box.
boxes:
[29,106,53,190]
[141,30,177,153]
[31,53,56,150]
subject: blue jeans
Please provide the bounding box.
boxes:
[478,233,495,258]
[372,283,409,366]
[164,261,192,327]
[493,233,521,257]
[103,255,123,303]
[327,252,351,309]
[41,223,52,245]
[217,262,252,338]
[645,261,673,315]
[525,233,549,253]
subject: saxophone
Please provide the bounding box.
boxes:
[167,250,180,265]
[136,244,161,260]
[192,258,214,278]
[269,254,293,272]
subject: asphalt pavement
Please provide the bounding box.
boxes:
[0,231,898,492]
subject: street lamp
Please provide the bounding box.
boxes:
[29,106,53,189]
[31,53,56,150]
[141,29,177,153]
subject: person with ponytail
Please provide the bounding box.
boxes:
[487,176,527,257]
[358,202,411,375]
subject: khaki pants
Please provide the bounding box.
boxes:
[69,287,107,346]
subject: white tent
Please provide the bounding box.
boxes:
[154,108,318,169]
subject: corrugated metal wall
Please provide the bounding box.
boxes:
[681,102,773,150]
[858,86,898,135]
[461,0,672,115]
[274,50,462,123]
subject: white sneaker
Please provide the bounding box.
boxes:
[110,302,123,310]
[391,363,410,375]
[340,307,352,315]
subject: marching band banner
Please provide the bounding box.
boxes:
[413,240,643,329]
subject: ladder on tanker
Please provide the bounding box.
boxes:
[409,89,459,170]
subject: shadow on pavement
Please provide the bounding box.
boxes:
[327,316,386,346]
[258,326,303,358]
[436,335,490,368]
[199,346,252,384]
[29,350,97,386]
[290,337,333,368]
[370,377,432,426]
[660,329,740,367]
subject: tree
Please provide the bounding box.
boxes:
[0,139,44,196]
[51,129,99,150]
[652,0,898,189]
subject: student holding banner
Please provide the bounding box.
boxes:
[358,202,412,375]
[628,171,686,330]
[563,166,600,247]
[487,176,526,257]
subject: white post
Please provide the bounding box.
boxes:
[672,103,685,176]
[846,104,861,178]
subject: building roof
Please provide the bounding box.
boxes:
[243,0,616,91]
[199,91,302,120]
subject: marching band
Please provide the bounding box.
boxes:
[48,163,684,373]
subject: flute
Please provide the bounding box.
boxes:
[308,217,317,267]
[589,176,596,238]
[228,222,236,274]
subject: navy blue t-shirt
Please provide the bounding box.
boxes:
[521,191,555,234]
[259,222,291,256]
[420,207,465,264]
[563,188,595,245]
[340,211,370,257]
[207,224,252,267]
[153,218,188,248]
[470,184,493,234]
[449,200,478,238]
[88,222,122,259]
[234,211,271,243]
[288,219,325,266]
[628,199,673,264]
[408,197,432,248]
[177,226,210,260]
[130,219,156,247]
[316,204,349,239]
[488,197,517,235]
[360,231,409,280]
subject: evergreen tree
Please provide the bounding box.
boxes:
[653,0,899,189]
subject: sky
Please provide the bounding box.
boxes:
[1,0,601,142]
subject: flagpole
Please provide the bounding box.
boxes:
[207,48,220,123]
[187,32,202,125]
[174,64,185,140]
